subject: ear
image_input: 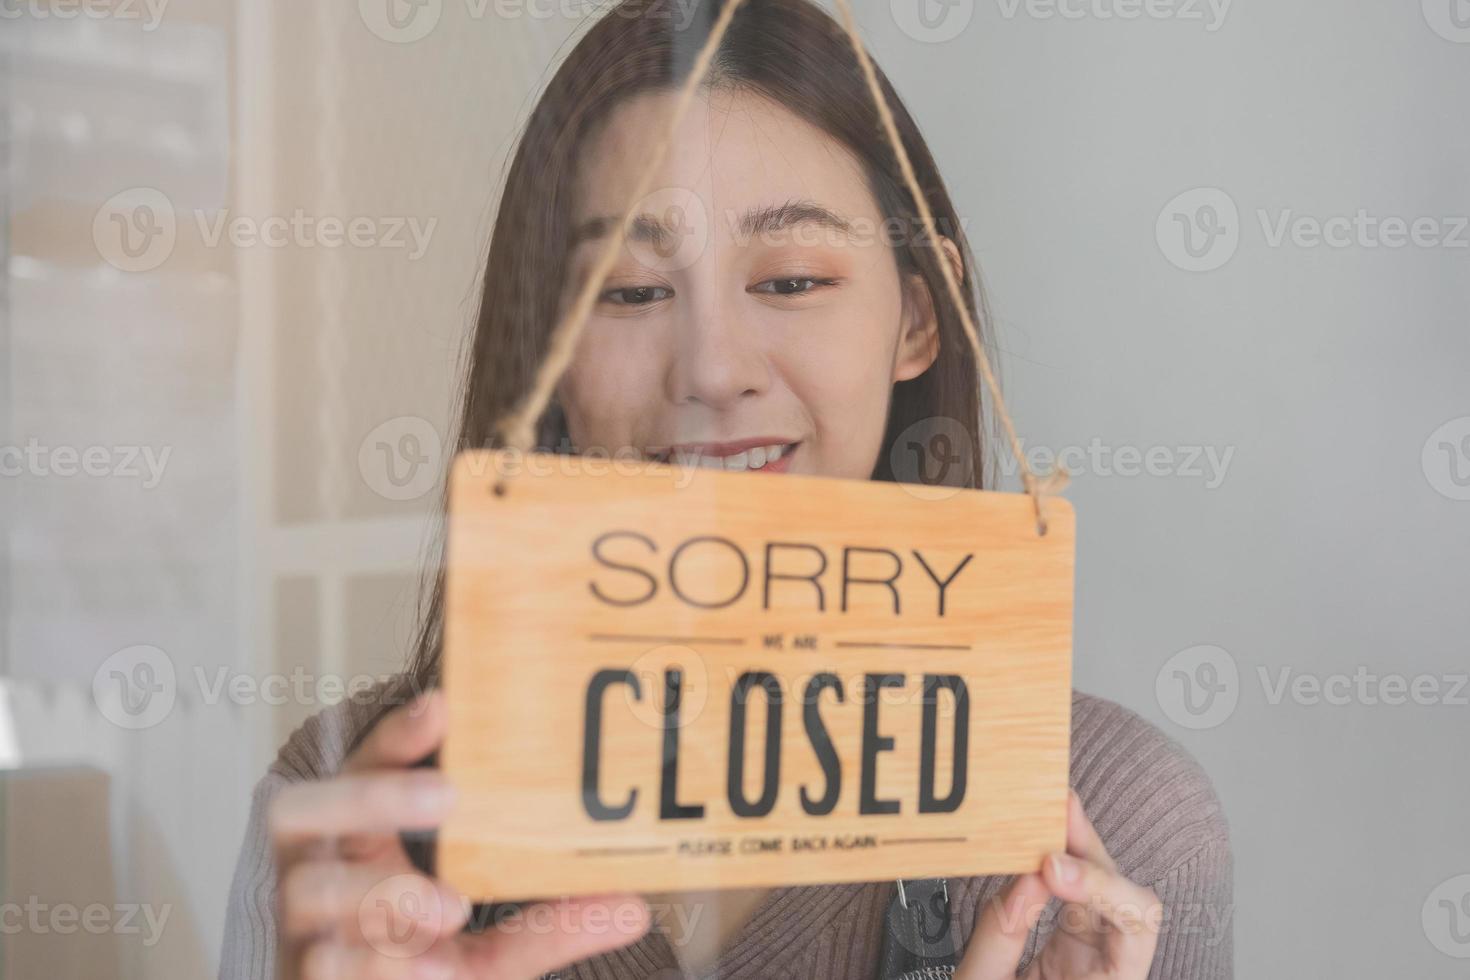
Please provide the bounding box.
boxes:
[893,236,963,384]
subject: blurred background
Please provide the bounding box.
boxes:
[0,0,1466,977]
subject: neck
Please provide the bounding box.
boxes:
[646,886,773,977]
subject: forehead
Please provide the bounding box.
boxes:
[573,86,880,228]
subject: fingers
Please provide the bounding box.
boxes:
[1042,852,1162,971]
[455,894,651,980]
[344,690,448,773]
[296,893,649,980]
[953,873,1050,980]
[281,862,468,943]
[957,794,1158,980]
[271,770,457,844]
[1064,788,1116,872]
[299,940,456,980]
[272,693,451,868]
[274,693,647,979]
[297,894,648,980]
[272,691,475,980]
[1054,787,1160,966]
[1043,852,1159,928]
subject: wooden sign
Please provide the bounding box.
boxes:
[439,450,1074,900]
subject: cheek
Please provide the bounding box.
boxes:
[799,344,892,463]
[560,331,660,448]
[776,287,902,475]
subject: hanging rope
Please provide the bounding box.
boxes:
[495,0,1060,534]
[830,0,1056,533]
[496,0,751,456]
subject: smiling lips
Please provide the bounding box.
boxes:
[646,439,798,473]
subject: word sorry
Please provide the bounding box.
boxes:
[589,532,974,615]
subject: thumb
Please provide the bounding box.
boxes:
[454,893,650,980]
[953,873,1050,980]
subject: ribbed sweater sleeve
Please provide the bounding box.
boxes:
[951,692,1233,980]
[218,688,389,980]
[1144,837,1233,979]
[219,769,290,980]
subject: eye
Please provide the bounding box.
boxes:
[600,285,673,306]
[750,276,837,296]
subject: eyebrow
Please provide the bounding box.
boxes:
[570,199,856,248]
[736,201,856,239]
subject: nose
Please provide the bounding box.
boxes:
[664,300,770,409]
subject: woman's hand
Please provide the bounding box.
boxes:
[957,790,1162,980]
[269,690,650,979]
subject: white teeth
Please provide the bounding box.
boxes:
[671,443,792,471]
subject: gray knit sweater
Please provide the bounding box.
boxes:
[220,688,1232,979]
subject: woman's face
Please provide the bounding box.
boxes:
[557,86,942,480]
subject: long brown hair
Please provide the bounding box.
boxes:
[405,0,992,693]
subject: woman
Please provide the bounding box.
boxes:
[222,1,1231,977]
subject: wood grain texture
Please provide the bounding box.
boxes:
[440,450,1074,900]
